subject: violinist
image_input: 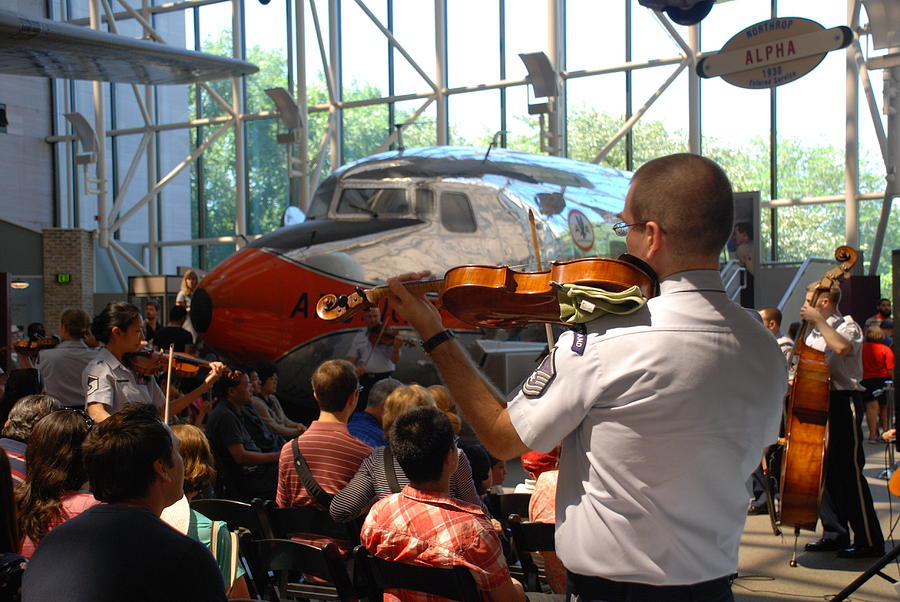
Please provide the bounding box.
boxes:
[799,283,885,558]
[82,302,226,423]
[387,153,786,601]
[346,307,402,409]
[37,309,97,408]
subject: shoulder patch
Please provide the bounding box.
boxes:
[522,349,556,398]
[86,375,99,396]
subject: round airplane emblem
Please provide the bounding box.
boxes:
[568,209,594,251]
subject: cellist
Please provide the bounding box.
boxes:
[799,283,884,558]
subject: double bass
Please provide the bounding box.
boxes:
[779,246,857,562]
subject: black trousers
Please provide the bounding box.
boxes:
[568,572,734,602]
[819,390,884,548]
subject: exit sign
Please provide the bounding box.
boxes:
[56,273,71,284]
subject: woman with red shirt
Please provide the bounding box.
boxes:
[862,325,894,441]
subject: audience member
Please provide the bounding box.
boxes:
[881,318,894,347]
[176,269,199,344]
[461,444,491,497]
[347,307,402,409]
[0,453,25,602]
[1,395,62,484]
[83,302,225,423]
[239,368,285,453]
[331,384,481,523]
[758,307,793,362]
[276,360,372,511]
[862,325,894,442]
[486,455,507,495]
[206,372,279,501]
[428,384,462,435]
[514,448,560,494]
[347,377,401,448]
[17,409,98,558]
[162,424,249,598]
[0,370,41,428]
[251,362,305,439]
[22,403,226,601]
[361,406,526,602]
[143,301,160,343]
[865,298,891,330]
[152,305,194,354]
[37,309,97,408]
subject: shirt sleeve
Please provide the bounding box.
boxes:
[148,376,166,408]
[83,362,114,409]
[462,523,512,592]
[507,331,598,453]
[329,453,378,523]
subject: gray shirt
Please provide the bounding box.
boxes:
[39,341,97,406]
[508,270,786,586]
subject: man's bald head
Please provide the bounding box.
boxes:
[629,153,734,261]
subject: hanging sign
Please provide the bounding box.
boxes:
[568,209,594,251]
[696,17,852,89]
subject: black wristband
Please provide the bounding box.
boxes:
[422,329,455,354]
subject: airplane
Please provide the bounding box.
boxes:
[190,145,634,422]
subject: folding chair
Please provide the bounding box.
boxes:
[268,504,361,546]
[190,498,275,598]
[253,538,357,602]
[507,514,556,593]
[353,545,481,602]
[485,492,531,529]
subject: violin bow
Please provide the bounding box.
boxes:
[164,344,175,423]
[528,209,556,350]
[363,303,393,368]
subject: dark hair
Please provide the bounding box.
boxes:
[390,406,454,484]
[462,444,491,495]
[26,322,46,342]
[212,371,245,400]
[1,394,62,442]
[16,410,92,544]
[82,403,174,504]
[256,361,278,384]
[0,372,46,431]
[145,301,159,310]
[310,359,357,413]
[630,153,733,258]
[60,309,91,340]
[169,305,188,322]
[0,452,17,553]
[91,302,141,344]
[758,306,782,328]
[733,221,753,239]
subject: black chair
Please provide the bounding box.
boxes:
[507,514,556,593]
[268,503,362,546]
[353,545,481,602]
[485,492,531,529]
[190,498,275,598]
[253,538,357,602]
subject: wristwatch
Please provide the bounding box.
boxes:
[422,329,455,354]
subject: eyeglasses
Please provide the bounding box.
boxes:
[612,221,648,237]
[56,407,95,430]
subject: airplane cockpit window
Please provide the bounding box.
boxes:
[336,188,409,217]
[440,192,477,233]
[306,178,337,219]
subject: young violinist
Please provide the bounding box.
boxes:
[346,307,402,410]
[82,302,226,423]
[799,283,885,558]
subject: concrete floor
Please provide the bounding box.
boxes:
[503,441,900,601]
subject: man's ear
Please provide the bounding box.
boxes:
[644,221,665,259]
[152,458,172,484]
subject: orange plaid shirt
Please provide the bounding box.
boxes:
[361,485,511,601]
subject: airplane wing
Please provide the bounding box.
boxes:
[0,9,257,85]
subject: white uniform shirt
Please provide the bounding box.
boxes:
[347,331,395,373]
[507,270,786,586]
[804,312,864,391]
[81,347,165,413]
[38,341,97,406]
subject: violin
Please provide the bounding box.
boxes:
[367,324,418,347]
[124,347,240,380]
[317,255,658,328]
[13,336,61,358]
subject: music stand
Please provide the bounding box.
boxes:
[829,544,900,600]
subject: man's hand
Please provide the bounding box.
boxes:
[799,302,825,326]
[386,271,443,339]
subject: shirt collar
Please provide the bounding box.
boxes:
[308,420,351,434]
[658,269,725,295]
[401,484,485,515]
[97,346,128,373]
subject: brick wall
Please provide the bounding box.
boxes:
[43,229,94,326]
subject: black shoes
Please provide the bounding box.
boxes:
[836,546,884,559]
[804,538,850,552]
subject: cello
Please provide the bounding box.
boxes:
[779,245,857,564]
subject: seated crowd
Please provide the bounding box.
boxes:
[0,304,554,601]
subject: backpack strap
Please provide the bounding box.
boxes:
[291,438,334,507]
[383,445,402,494]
